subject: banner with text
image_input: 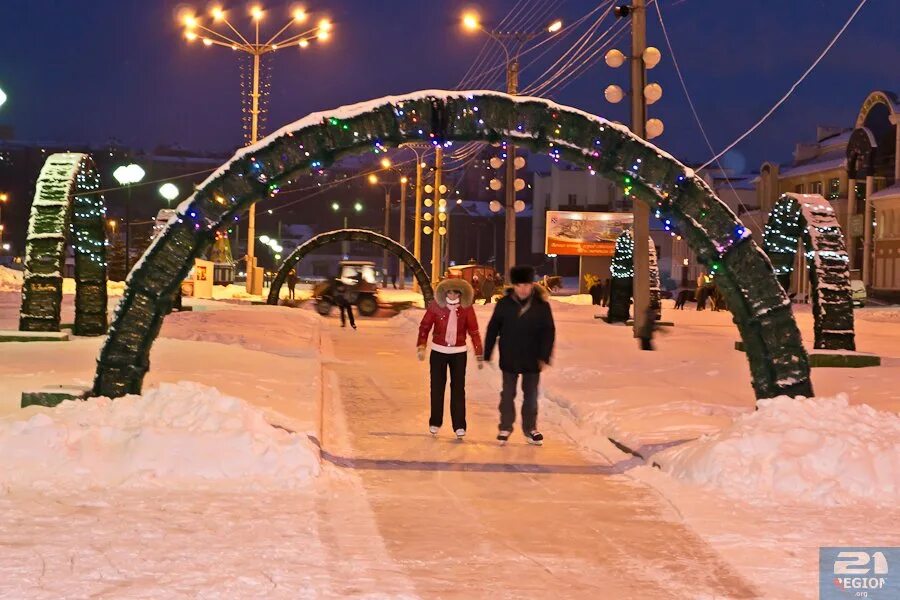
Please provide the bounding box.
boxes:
[545,211,633,256]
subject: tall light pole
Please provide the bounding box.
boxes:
[399,143,430,291]
[462,11,562,280]
[607,1,664,336]
[332,201,363,255]
[0,193,7,252]
[113,164,146,275]
[430,146,445,283]
[181,5,333,294]
[369,160,406,286]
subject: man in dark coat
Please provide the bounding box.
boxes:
[481,274,496,304]
[483,265,556,446]
[333,278,356,329]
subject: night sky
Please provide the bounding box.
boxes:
[0,0,896,171]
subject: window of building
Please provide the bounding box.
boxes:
[828,177,840,200]
[809,181,823,195]
[567,193,578,204]
[794,184,805,193]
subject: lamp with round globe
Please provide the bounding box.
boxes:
[113,163,145,274]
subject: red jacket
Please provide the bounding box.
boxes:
[417,300,483,355]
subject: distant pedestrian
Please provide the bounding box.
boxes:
[589,277,604,306]
[484,265,555,446]
[287,268,298,300]
[417,278,483,440]
[637,304,658,351]
[333,278,356,329]
[481,274,496,304]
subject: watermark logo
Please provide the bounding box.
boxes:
[820,547,900,599]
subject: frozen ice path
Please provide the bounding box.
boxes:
[318,316,760,598]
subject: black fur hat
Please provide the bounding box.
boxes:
[509,265,536,284]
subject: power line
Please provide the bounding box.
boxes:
[698,0,869,171]
[654,0,760,228]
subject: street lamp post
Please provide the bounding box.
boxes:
[332,201,363,255]
[399,143,431,291]
[112,164,146,275]
[462,11,562,280]
[0,193,7,252]
[181,5,333,295]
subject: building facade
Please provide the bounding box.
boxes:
[755,90,900,299]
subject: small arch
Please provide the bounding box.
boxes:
[268,229,434,306]
[763,193,855,350]
[847,127,878,179]
[855,90,899,129]
[19,153,108,336]
[607,229,661,323]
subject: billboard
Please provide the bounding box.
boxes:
[545,211,633,256]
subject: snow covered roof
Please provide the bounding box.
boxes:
[778,156,846,179]
[870,183,900,200]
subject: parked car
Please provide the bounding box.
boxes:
[314,260,380,317]
[850,279,867,307]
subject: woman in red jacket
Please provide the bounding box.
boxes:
[417,278,484,439]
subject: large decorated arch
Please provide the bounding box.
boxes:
[93,90,811,400]
[268,229,434,306]
[20,153,108,336]
[763,193,855,350]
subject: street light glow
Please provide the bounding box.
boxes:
[158,183,179,201]
[211,7,225,21]
[259,235,270,244]
[298,39,310,48]
[185,31,198,41]
[251,5,264,20]
[331,202,340,211]
[293,8,307,22]
[0,86,7,109]
[318,18,332,32]
[203,38,214,46]
[380,158,392,169]
[113,164,146,186]
[368,174,378,184]
[354,202,363,212]
[401,176,408,184]
[462,12,480,32]
[548,19,563,33]
[317,29,330,41]
[183,14,198,28]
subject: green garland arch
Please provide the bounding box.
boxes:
[267,228,434,306]
[20,153,108,336]
[607,229,661,323]
[93,90,811,400]
[763,193,855,350]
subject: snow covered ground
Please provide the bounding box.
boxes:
[0,288,898,597]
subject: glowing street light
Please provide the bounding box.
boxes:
[548,19,563,33]
[462,12,480,32]
[179,3,334,295]
[158,182,179,204]
[113,164,146,274]
[0,86,7,109]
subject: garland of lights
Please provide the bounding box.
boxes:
[266,229,434,306]
[93,91,811,401]
[763,193,855,350]
[19,153,108,336]
[607,229,662,323]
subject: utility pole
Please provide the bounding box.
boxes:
[431,146,444,284]
[629,0,651,338]
[413,159,424,291]
[383,188,391,286]
[398,176,408,288]
[505,58,519,280]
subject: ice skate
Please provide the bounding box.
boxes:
[497,430,511,445]
[455,428,466,440]
[525,430,544,446]
[429,425,439,436]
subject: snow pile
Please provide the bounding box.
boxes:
[0,382,319,490]
[0,266,23,292]
[856,308,900,323]
[212,283,264,301]
[657,394,900,506]
[553,294,594,305]
[62,277,125,296]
